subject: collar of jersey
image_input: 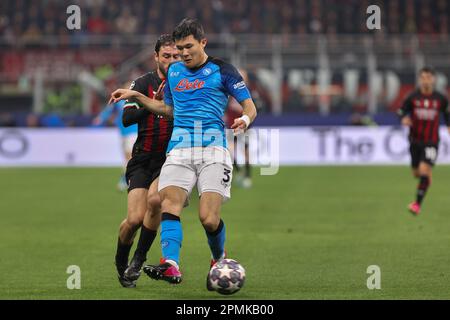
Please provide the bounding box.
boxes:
[184,56,213,73]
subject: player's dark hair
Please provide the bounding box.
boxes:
[172,18,205,42]
[419,66,435,75]
[155,34,175,53]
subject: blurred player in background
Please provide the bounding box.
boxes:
[226,68,252,188]
[93,84,137,192]
[114,34,180,288]
[109,18,258,287]
[398,67,450,216]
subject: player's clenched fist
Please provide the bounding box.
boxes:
[109,89,138,104]
[231,115,250,135]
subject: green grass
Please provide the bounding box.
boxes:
[1,166,450,299]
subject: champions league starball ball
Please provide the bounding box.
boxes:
[207,259,246,295]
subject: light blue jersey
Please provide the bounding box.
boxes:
[163,57,251,152]
[96,100,137,136]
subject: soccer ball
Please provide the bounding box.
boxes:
[207,259,246,295]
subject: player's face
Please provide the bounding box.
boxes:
[175,35,207,69]
[419,71,435,92]
[155,45,180,77]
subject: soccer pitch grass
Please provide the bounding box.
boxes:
[1,166,450,300]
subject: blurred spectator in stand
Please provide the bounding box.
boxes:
[437,0,448,38]
[387,0,400,33]
[40,113,66,127]
[115,6,138,35]
[438,11,448,38]
[25,114,41,127]
[0,113,17,127]
[87,7,110,35]
[1,0,449,38]
[418,2,435,35]
[20,22,43,46]
[404,0,417,33]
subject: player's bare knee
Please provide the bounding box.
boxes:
[200,219,217,233]
[147,200,162,221]
[160,190,184,214]
[419,169,432,179]
[126,214,143,229]
[199,214,220,232]
[147,194,161,213]
[160,198,183,214]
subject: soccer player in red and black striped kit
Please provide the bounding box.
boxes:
[398,67,450,215]
[114,34,180,288]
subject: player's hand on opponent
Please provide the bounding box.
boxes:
[154,80,166,101]
[108,89,138,104]
[401,116,412,127]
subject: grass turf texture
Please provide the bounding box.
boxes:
[1,166,450,299]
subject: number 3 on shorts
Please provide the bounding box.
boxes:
[222,168,231,183]
[425,147,437,162]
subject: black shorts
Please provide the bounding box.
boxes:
[409,143,438,168]
[125,153,166,192]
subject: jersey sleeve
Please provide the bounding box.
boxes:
[122,77,149,127]
[124,77,147,108]
[397,92,414,118]
[220,62,252,103]
[163,67,174,107]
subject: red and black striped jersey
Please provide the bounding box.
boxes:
[122,71,173,156]
[398,89,449,144]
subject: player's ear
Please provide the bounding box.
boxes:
[200,38,207,49]
[154,51,158,63]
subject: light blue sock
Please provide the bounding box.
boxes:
[160,213,183,265]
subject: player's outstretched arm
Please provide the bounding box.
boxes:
[109,89,173,118]
[231,98,258,134]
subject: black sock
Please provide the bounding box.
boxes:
[416,175,430,205]
[245,142,251,178]
[245,162,251,178]
[134,225,157,259]
[233,135,241,172]
[115,237,132,265]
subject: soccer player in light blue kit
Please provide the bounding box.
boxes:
[93,98,137,191]
[110,18,257,288]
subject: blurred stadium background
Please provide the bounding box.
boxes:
[1,0,450,300]
[1,0,450,127]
